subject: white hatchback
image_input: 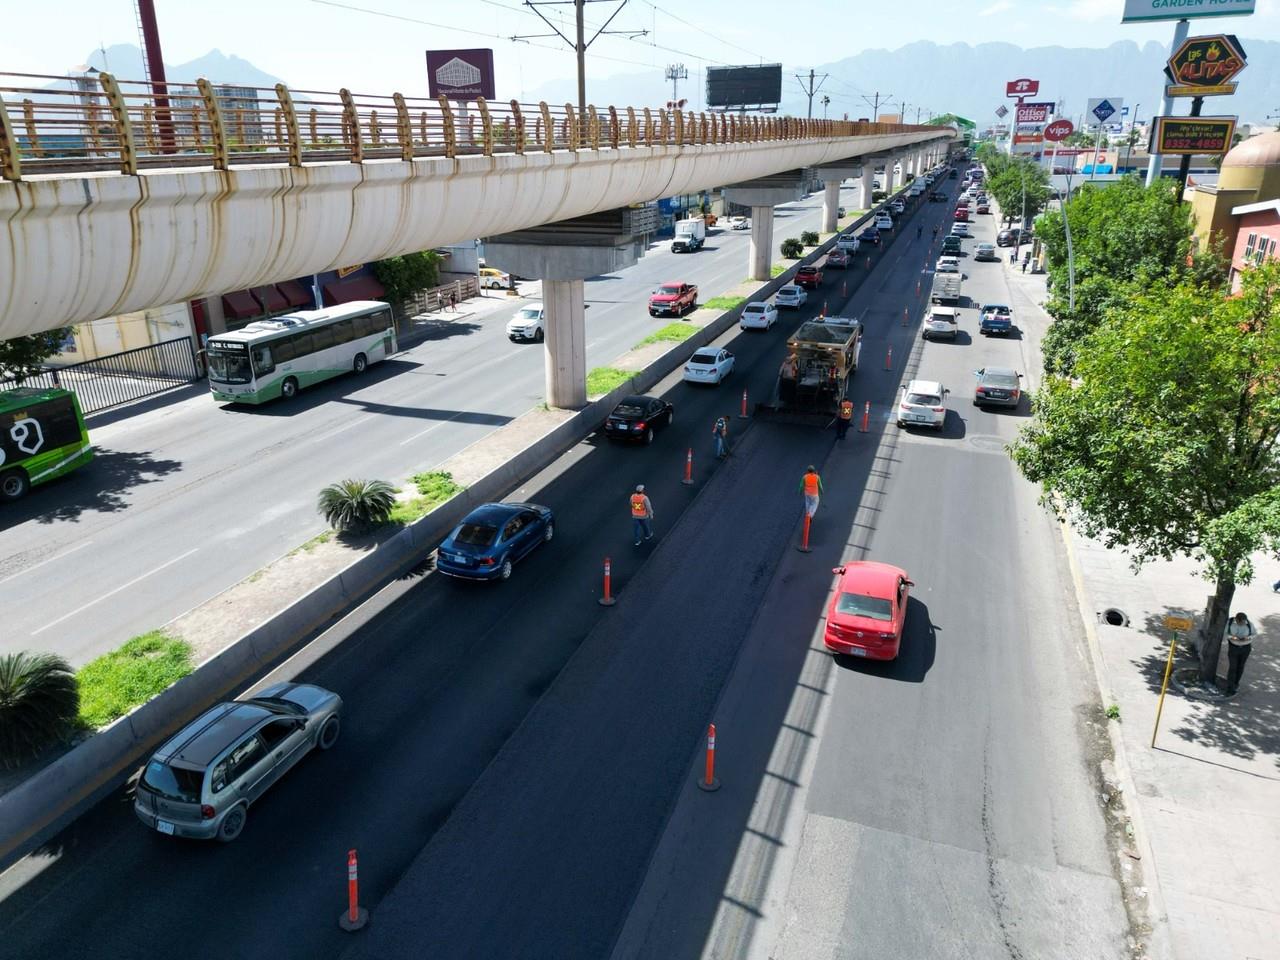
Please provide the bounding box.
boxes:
[875,213,894,230]
[950,222,972,237]
[683,346,735,385]
[775,284,808,309]
[740,300,778,330]
[898,379,949,430]
[935,256,961,274]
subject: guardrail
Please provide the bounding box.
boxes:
[0,72,946,182]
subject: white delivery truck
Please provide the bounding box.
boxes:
[671,218,707,253]
[930,272,962,305]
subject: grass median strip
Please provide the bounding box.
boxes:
[76,630,193,729]
[586,366,633,397]
[389,470,463,525]
[702,295,746,312]
[634,323,697,349]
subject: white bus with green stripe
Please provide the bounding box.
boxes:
[0,387,93,501]
[206,300,397,404]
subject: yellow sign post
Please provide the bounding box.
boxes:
[1152,615,1193,748]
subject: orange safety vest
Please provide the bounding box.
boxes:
[839,400,854,420]
[803,472,820,495]
[630,494,648,518]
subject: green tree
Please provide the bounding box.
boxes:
[317,478,397,533]
[0,330,73,384]
[0,651,79,767]
[1035,177,1212,374]
[1063,128,1095,148]
[1010,262,1280,684]
[985,157,1050,227]
[371,251,442,306]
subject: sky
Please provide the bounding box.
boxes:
[4,0,1279,109]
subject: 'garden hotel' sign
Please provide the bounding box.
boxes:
[1122,0,1255,22]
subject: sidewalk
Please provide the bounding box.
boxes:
[396,281,538,349]
[1003,254,1280,960]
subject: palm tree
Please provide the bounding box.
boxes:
[0,652,79,768]
[317,479,397,533]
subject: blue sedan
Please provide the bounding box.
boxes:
[435,502,555,581]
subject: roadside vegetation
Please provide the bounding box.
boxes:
[75,631,193,730]
[703,295,746,312]
[0,652,79,767]
[389,471,463,524]
[780,238,804,259]
[318,478,397,533]
[635,323,696,349]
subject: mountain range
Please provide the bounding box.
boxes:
[71,39,1279,127]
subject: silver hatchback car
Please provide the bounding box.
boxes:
[134,682,342,842]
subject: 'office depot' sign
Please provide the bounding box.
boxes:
[1016,102,1054,124]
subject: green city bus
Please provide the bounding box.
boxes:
[0,387,93,501]
[206,300,397,404]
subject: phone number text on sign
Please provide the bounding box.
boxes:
[1151,116,1236,156]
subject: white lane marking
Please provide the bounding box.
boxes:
[0,540,94,587]
[31,548,200,636]
[399,410,467,446]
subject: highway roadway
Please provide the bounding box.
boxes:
[0,184,858,666]
[0,173,1132,959]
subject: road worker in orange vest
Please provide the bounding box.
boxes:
[800,466,823,518]
[630,484,654,545]
[836,398,854,440]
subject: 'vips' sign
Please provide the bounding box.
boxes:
[1122,0,1254,23]
[1044,119,1075,141]
[426,48,496,100]
[1164,34,1247,96]
[1015,101,1054,124]
[1006,78,1039,98]
[1150,115,1237,154]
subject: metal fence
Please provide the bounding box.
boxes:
[0,72,945,181]
[2,336,202,415]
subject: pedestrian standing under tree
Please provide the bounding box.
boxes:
[1224,611,1255,695]
[800,466,823,519]
[629,484,654,546]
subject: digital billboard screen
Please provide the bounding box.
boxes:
[706,64,782,109]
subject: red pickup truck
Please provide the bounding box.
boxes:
[649,281,698,317]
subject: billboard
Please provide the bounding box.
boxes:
[705,64,782,109]
[1044,118,1075,142]
[1006,78,1040,98]
[1164,34,1247,97]
[1122,0,1253,23]
[879,113,902,124]
[1016,101,1054,124]
[1086,97,1124,128]
[1150,115,1237,155]
[426,48,496,100]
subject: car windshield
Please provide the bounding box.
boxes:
[984,373,1020,388]
[142,760,203,803]
[517,307,541,320]
[207,350,252,384]
[454,522,498,546]
[906,392,942,405]
[835,592,893,621]
[657,286,681,296]
[689,353,716,365]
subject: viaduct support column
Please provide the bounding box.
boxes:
[885,156,899,194]
[821,181,841,234]
[724,171,807,282]
[861,165,875,209]
[541,279,586,408]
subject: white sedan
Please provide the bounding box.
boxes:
[950,222,972,237]
[875,213,894,230]
[729,216,751,231]
[935,256,961,274]
[889,200,905,215]
[683,346,735,385]
[775,284,808,309]
[740,300,778,331]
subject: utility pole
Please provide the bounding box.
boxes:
[821,94,830,119]
[517,0,647,118]
[665,63,687,106]
[795,69,828,120]
[861,92,890,122]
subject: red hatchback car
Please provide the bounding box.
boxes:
[823,561,913,660]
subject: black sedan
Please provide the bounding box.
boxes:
[929,190,948,202]
[603,394,674,445]
[857,227,881,247]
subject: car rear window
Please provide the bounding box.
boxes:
[985,373,1020,388]
[455,523,498,546]
[689,354,716,365]
[906,392,942,405]
[614,402,645,416]
[142,760,203,802]
[744,304,764,313]
[835,593,893,620]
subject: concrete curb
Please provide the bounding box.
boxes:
[1057,516,1174,960]
[0,230,853,873]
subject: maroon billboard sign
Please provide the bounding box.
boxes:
[1044,119,1075,142]
[1006,78,1040,98]
[1015,101,1054,124]
[426,48,496,100]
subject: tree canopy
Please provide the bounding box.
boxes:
[1011,261,1280,678]
[0,329,73,384]
[371,251,443,306]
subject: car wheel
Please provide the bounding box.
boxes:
[644,427,655,445]
[353,353,368,374]
[534,328,544,343]
[317,714,341,750]
[281,377,299,400]
[217,805,247,843]
[0,469,30,502]
[543,522,554,543]
[498,557,513,581]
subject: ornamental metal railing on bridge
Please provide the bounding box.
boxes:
[0,72,946,182]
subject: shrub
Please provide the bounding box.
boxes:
[872,190,887,202]
[318,478,397,532]
[77,632,192,729]
[0,652,79,767]
[389,471,463,525]
[800,230,819,245]
[780,238,804,259]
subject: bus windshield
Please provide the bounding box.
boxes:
[207,350,252,384]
